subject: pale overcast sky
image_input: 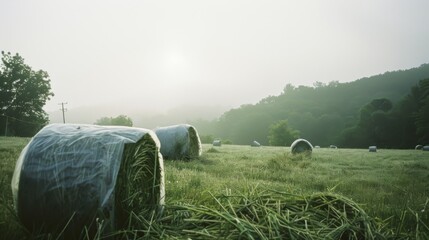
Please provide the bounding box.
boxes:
[1,0,429,113]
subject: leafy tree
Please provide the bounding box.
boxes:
[415,78,429,144]
[94,115,133,127]
[268,120,299,146]
[0,51,54,136]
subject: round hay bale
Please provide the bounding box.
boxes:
[422,145,429,151]
[369,146,377,152]
[251,140,261,147]
[212,140,222,147]
[154,124,202,160]
[329,145,337,149]
[290,138,313,154]
[11,124,165,236]
[415,145,423,150]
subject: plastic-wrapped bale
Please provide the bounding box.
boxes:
[213,140,222,147]
[415,145,423,150]
[369,146,377,152]
[422,146,429,151]
[11,124,165,236]
[251,140,261,147]
[154,124,202,159]
[291,138,313,154]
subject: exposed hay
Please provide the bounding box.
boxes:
[291,138,313,154]
[369,146,377,152]
[155,190,384,239]
[154,124,202,160]
[212,140,222,147]
[11,124,164,237]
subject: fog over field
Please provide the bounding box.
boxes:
[1,0,429,124]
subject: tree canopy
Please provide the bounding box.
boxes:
[268,120,299,146]
[0,51,54,136]
[192,64,429,148]
[95,115,133,127]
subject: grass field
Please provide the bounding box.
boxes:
[0,137,428,239]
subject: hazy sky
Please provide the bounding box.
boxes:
[2,0,429,113]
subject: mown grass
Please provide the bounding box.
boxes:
[1,138,428,239]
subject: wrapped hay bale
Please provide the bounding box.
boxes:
[212,140,222,147]
[154,124,202,159]
[369,146,377,152]
[11,124,165,236]
[251,140,261,147]
[422,145,429,151]
[415,144,423,150]
[291,138,313,154]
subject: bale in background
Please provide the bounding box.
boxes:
[415,145,423,150]
[251,140,261,147]
[11,124,165,237]
[369,146,377,152]
[154,124,202,160]
[422,146,429,151]
[291,138,313,154]
[212,140,222,147]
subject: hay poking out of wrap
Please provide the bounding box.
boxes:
[154,124,202,160]
[11,124,164,237]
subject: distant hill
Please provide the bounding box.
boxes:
[208,63,429,146]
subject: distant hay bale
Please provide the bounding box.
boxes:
[251,140,261,147]
[314,145,320,149]
[415,145,423,150]
[291,138,313,154]
[369,146,377,152]
[212,140,222,147]
[329,145,338,149]
[422,146,429,151]
[154,124,202,159]
[11,124,165,236]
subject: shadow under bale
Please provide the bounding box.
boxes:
[11,124,165,238]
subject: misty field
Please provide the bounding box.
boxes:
[1,137,428,239]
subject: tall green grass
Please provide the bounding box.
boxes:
[1,139,428,239]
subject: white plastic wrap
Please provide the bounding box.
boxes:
[290,138,313,154]
[11,123,164,234]
[154,124,202,159]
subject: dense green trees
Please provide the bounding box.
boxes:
[95,115,133,127]
[193,64,429,148]
[268,120,299,146]
[0,52,54,136]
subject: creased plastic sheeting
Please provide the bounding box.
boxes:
[11,123,164,233]
[154,124,202,159]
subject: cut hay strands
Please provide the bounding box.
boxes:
[154,124,202,160]
[153,190,384,240]
[11,124,165,237]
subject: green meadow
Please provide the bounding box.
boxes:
[1,137,428,239]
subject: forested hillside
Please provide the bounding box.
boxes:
[192,64,429,148]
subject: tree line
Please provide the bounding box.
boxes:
[1,50,428,148]
[192,64,429,148]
